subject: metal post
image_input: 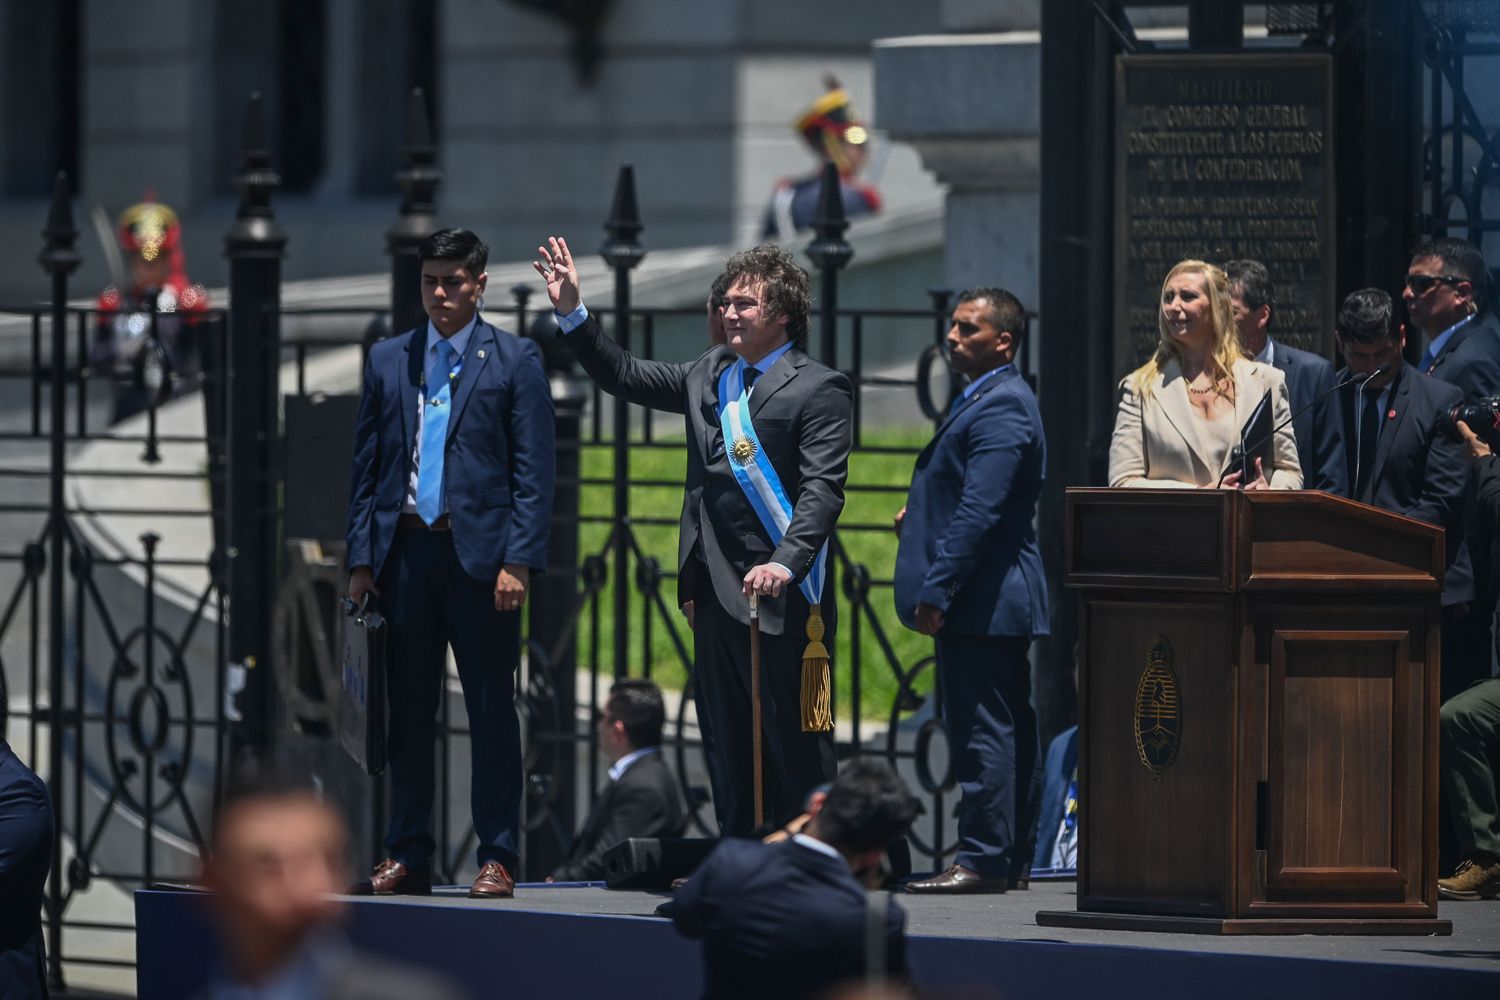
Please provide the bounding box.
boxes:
[37,169,79,995]
[387,88,440,338]
[600,165,645,680]
[806,162,854,369]
[222,94,287,758]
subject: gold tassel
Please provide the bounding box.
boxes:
[801,603,834,733]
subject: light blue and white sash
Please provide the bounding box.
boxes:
[717,359,827,605]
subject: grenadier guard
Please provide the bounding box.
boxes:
[95,197,210,423]
[762,77,881,239]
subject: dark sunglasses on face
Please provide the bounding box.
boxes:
[1404,273,1467,294]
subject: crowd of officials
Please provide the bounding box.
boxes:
[2,220,1497,999]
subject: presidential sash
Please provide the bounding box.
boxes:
[718,358,833,732]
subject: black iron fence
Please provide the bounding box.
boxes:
[0,89,1022,990]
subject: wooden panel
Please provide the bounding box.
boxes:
[1241,492,1443,590]
[1080,597,1233,914]
[1266,630,1408,893]
[1065,489,1233,591]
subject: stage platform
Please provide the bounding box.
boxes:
[137,880,1500,998]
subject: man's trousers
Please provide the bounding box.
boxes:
[692,575,837,837]
[934,633,1038,879]
[1441,678,1500,862]
[380,528,522,873]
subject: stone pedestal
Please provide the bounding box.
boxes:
[873,31,1041,299]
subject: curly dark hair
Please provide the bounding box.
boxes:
[722,244,811,347]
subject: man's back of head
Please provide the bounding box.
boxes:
[809,758,919,858]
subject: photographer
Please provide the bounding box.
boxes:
[1439,419,1500,901]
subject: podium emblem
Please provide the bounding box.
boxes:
[1134,635,1181,779]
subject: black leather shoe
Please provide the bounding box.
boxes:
[905,864,1008,894]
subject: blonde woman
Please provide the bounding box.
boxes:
[1108,260,1301,489]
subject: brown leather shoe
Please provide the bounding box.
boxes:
[906,864,1008,894]
[353,858,432,896]
[470,861,516,899]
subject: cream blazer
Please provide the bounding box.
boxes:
[1107,357,1302,489]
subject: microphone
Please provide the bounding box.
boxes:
[1218,363,1391,487]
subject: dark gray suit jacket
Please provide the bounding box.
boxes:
[551,751,687,882]
[563,314,852,636]
[1270,338,1348,495]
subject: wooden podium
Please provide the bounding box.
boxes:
[1036,489,1452,934]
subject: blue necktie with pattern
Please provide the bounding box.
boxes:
[415,339,456,525]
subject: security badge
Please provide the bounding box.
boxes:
[731,435,758,466]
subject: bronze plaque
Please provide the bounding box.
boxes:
[1115,54,1335,375]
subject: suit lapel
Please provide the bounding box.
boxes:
[1368,367,1411,490]
[1156,359,1217,475]
[446,321,495,443]
[701,350,736,456]
[748,349,804,417]
[401,327,424,460]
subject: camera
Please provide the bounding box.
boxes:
[1449,396,1500,446]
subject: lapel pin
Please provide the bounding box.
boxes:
[477,349,486,360]
[1387,409,1397,419]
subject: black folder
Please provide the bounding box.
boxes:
[1229,388,1274,483]
[339,595,387,776]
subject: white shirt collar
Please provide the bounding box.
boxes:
[1254,338,1274,366]
[1427,312,1476,361]
[608,746,657,783]
[791,832,844,863]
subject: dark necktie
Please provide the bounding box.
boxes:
[1355,392,1381,500]
[1419,347,1436,374]
[743,366,761,393]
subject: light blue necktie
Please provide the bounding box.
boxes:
[415,339,456,525]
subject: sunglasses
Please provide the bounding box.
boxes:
[1404,273,1467,294]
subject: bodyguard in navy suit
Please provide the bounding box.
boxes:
[1334,289,1472,700]
[895,288,1049,893]
[671,759,917,1000]
[1226,259,1347,494]
[0,738,51,999]
[1406,238,1500,694]
[347,229,555,898]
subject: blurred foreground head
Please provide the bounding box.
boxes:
[202,769,349,982]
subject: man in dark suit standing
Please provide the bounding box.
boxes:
[0,739,50,1000]
[548,679,686,882]
[894,287,1049,894]
[1225,259,1347,495]
[1406,237,1500,693]
[534,237,850,838]
[1336,289,1471,699]
[670,759,917,1000]
[346,229,555,898]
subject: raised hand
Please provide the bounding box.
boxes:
[532,236,581,314]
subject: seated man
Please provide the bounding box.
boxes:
[671,759,918,1000]
[549,679,687,882]
[1440,422,1500,901]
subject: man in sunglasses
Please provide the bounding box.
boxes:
[1405,238,1500,700]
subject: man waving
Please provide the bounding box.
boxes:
[535,236,851,836]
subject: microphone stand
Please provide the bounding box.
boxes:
[1214,364,1390,488]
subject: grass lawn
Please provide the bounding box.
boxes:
[568,424,939,725]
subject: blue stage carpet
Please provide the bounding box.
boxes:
[137,880,1500,998]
